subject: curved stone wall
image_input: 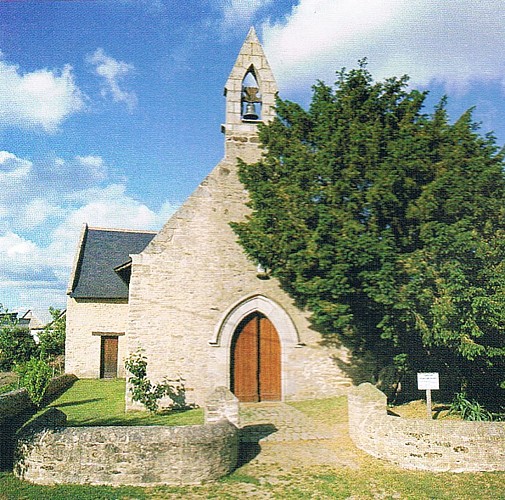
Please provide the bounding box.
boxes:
[348,383,505,472]
[14,409,238,486]
[0,374,77,470]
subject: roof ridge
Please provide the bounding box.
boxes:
[87,226,158,234]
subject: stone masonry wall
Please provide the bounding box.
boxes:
[348,383,505,472]
[125,30,360,407]
[65,297,128,378]
[14,388,239,486]
[15,419,238,486]
[0,375,77,470]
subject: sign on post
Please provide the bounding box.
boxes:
[417,373,439,419]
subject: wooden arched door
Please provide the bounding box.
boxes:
[231,313,281,402]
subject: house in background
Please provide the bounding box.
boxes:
[18,310,45,342]
[1,309,45,343]
[65,29,368,407]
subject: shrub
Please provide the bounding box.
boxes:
[15,358,53,407]
[38,307,65,361]
[449,392,493,421]
[0,324,39,371]
[125,349,192,413]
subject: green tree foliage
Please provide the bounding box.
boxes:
[38,307,66,361]
[15,358,52,407]
[0,306,39,371]
[232,63,505,407]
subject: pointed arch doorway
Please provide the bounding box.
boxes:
[230,312,281,402]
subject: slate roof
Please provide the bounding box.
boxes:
[68,225,156,299]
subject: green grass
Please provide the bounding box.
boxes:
[46,378,203,426]
[288,395,348,426]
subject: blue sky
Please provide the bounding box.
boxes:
[1,0,505,322]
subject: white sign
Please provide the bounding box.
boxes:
[417,372,439,391]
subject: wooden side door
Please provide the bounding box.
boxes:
[231,316,259,402]
[100,336,118,379]
[258,316,281,401]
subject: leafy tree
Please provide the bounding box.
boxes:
[38,307,66,361]
[0,305,39,371]
[232,63,505,407]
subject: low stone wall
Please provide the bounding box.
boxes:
[0,374,77,470]
[348,383,505,472]
[14,386,239,486]
[0,374,77,421]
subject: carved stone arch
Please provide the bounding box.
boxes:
[211,295,300,402]
[241,65,262,121]
[210,294,300,349]
[243,64,262,89]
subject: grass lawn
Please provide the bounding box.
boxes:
[1,383,504,499]
[44,378,204,426]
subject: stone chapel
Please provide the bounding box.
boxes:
[65,28,359,407]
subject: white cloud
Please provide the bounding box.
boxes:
[0,58,84,132]
[221,0,273,30]
[0,150,178,319]
[261,0,505,95]
[0,151,32,180]
[21,199,64,230]
[0,232,38,259]
[88,48,137,110]
[75,155,107,181]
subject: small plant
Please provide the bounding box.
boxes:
[449,391,493,421]
[15,357,52,407]
[125,349,192,413]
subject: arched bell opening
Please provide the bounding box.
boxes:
[241,66,262,121]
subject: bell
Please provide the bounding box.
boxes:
[243,102,259,120]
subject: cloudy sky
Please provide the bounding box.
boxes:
[1,0,505,321]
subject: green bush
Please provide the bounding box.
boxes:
[0,324,39,371]
[125,349,192,413]
[15,358,52,407]
[38,307,65,361]
[449,392,494,421]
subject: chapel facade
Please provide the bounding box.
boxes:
[66,28,359,407]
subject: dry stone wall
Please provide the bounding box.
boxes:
[14,387,239,486]
[348,383,505,472]
[0,375,77,470]
[15,418,238,486]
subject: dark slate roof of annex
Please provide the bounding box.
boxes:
[69,227,156,299]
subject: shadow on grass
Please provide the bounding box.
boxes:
[65,417,190,427]
[52,398,102,408]
[64,407,204,427]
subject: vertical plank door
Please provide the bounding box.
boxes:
[232,314,281,402]
[258,316,281,401]
[231,316,259,402]
[100,336,118,379]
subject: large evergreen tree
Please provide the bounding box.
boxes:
[232,64,505,407]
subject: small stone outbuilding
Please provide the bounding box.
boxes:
[66,28,359,407]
